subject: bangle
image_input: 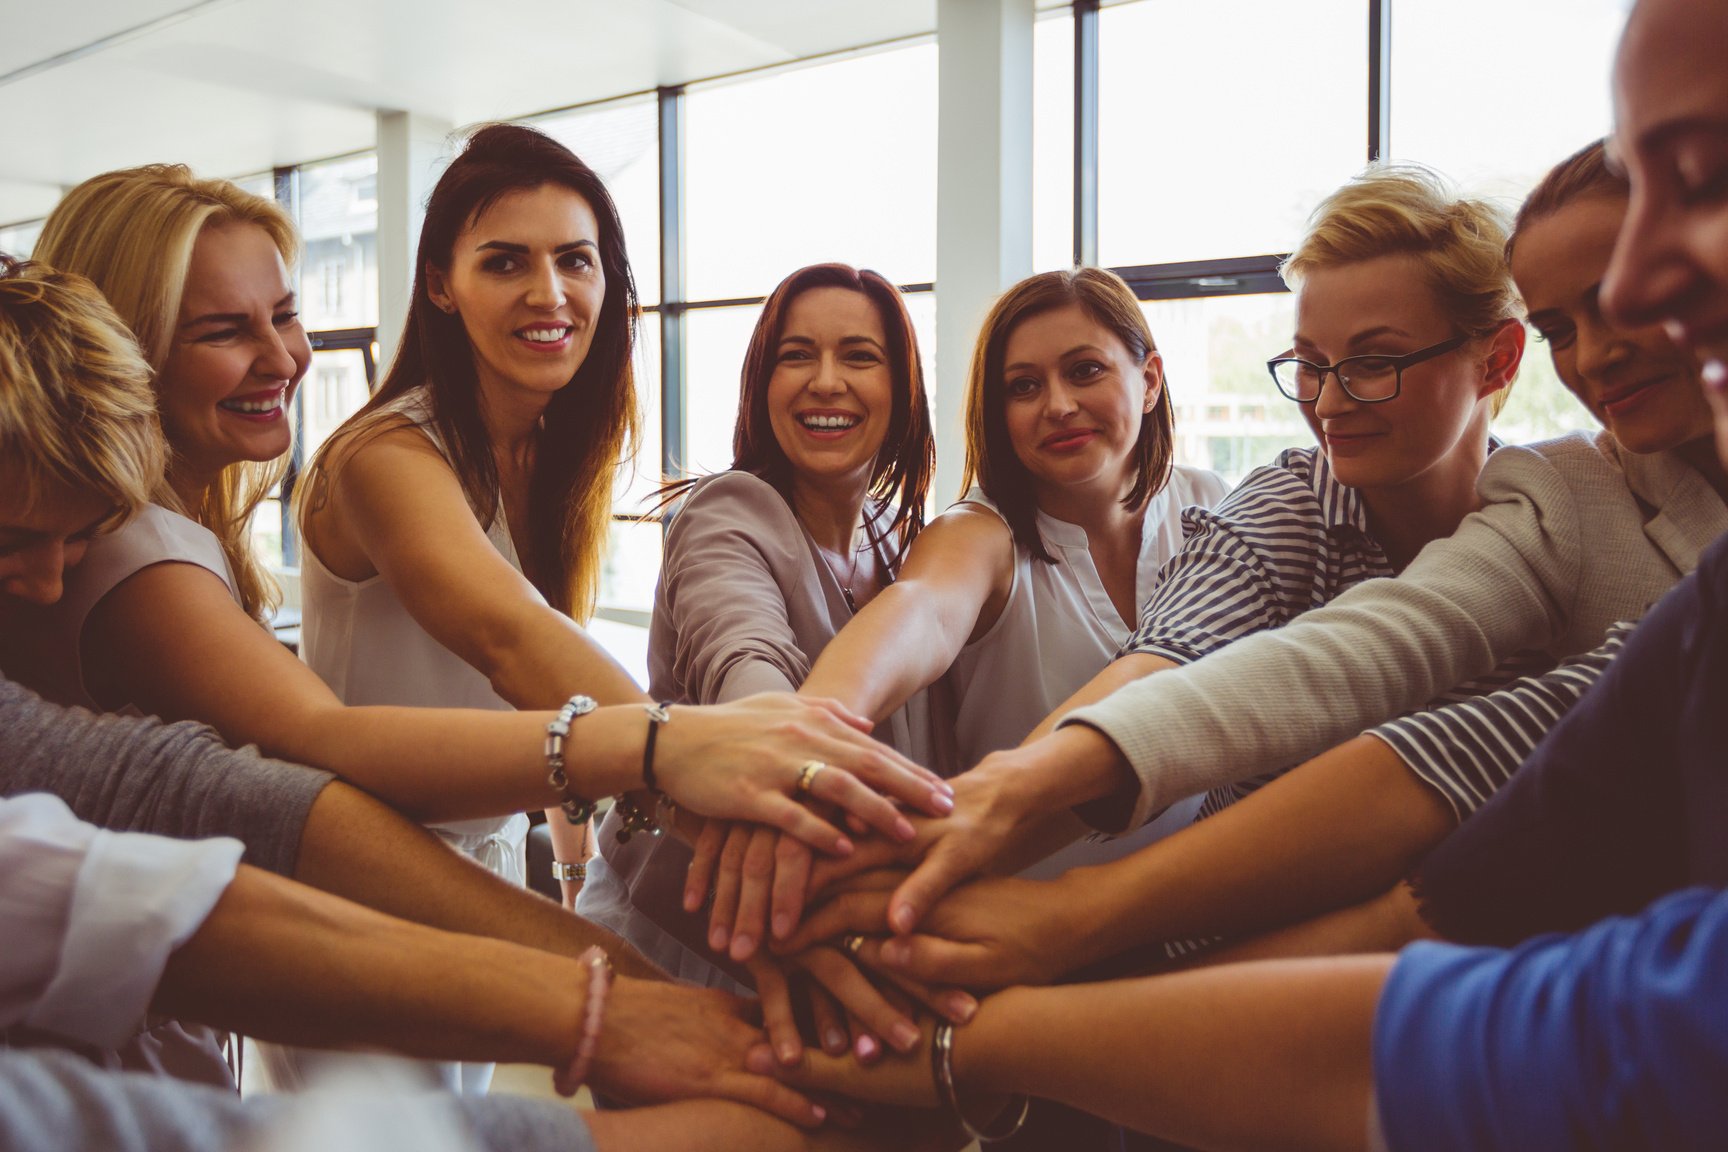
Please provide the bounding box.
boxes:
[932,1020,1028,1143]
[545,694,600,825]
[553,945,612,1097]
[641,701,672,793]
[551,859,588,882]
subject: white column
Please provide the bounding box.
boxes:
[934,0,1035,503]
[375,110,453,372]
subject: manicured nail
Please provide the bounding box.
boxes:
[930,789,954,813]
[824,1028,847,1053]
[730,934,754,960]
[834,836,854,855]
[890,905,916,934]
[683,888,701,913]
[709,924,729,952]
[1704,359,1727,392]
[890,1021,921,1052]
[811,1104,827,1124]
[894,816,916,840]
[778,1041,801,1066]
[772,913,792,940]
[854,1034,879,1062]
[946,992,978,1022]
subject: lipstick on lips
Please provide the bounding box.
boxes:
[1040,427,1097,453]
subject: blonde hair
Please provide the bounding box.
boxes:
[34,165,300,620]
[960,267,1175,563]
[1282,164,1521,416]
[0,257,164,525]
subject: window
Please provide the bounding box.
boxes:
[297,153,380,331]
[684,43,939,301]
[1034,9,1076,272]
[0,219,45,259]
[532,97,663,306]
[1098,1,1366,268]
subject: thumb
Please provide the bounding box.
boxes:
[888,844,974,935]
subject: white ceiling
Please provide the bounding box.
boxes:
[2,0,1078,224]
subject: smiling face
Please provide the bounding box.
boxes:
[158,221,309,484]
[1291,254,1504,491]
[427,183,606,407]
[1514,194,1712,455]
[0,475,114,627]
[764,286,896,491]
[998,302,1160,503]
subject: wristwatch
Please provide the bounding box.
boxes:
[552,859,588,882]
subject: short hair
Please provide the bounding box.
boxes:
[728,263,935,560]
[1282,164,1521,416]
[313,123,639,620]
[1508,139,1627,260]
[0,255,164,525]
[960,267,1175,564]
[34,165,299,619]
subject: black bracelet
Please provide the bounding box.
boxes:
[641,701,672,793]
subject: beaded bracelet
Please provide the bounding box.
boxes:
[553,945,612,1097]
[545,694,600,824]
[932,1021,1029,1143]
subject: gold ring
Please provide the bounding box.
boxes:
[796,760,828,795]
[842,933,867,956]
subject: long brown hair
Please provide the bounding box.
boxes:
[34,165,299,620]
[716,263,934,560]
[959,267,1174,563]
[307,123,639,620]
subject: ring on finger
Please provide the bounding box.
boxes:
[796,760,828,795]
[841,932,867,957]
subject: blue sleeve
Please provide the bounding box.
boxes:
[1375,886,1728,1152]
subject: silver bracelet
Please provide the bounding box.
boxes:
[932,1021,1029,1143]
[551,859,588,882]
[545,694,599,824]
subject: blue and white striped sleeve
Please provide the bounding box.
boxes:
[1368,623,1636,821]
[1120,467,1321,665]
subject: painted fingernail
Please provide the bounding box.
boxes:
[730,934,754,960]
[1704,359,1728,391]
[890,1021,921,1052]
[824,1028,847,1053]
[931,789,954,813]
[854,1034,879,1062]
[772,913,792,940]
[946,993,978,1022]
[812,1104,828,1124]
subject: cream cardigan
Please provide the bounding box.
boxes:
[1063,431,1728,828]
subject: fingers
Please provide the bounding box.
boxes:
[685,818,728,913]
[878,933,1006,990]
[747,957,804,1067]
[797,693,878,736]
[797,947,921,1056]
[809,983,849,1057]
[819,737,955,820]
[808,763,920,843]
[769,836,815,944]
[776,889,894,955]
[889,842,981,936]
[807,838,914,900]
[847,937,979,1024]
[712,1072,829,1130]
[729,827,779,961]
[708,824,755,953]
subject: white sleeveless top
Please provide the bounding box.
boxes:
[1,503,237,713]
[948,465,1228,877]
[298,389,532,884]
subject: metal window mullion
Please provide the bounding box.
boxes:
[274,165,303,566]
[1368,0,1392,162]
[1073,0,1100,267]
[657,86,687,501]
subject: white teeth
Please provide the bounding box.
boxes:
[799,413,859,430]
[519,327,570,343]
[220,396,282,414]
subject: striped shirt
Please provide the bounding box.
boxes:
[1122,445,1550,822]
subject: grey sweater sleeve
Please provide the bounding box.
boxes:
[0,1050,596,1152]
[0,677,333,878]
[1061,444,1584,829]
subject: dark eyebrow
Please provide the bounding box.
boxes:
[1002,343,1107,374]
[1633,116,1728,157]
[180,292,297,330]
[475,239,598,255]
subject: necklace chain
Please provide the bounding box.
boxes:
[815,532,865,614]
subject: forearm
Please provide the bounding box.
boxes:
[1184,884,1438,969]
[960,960,1388,1152]
[1059,737,1455,972]
[153,865,583,1065]
[1021,653,1177,745]
[292,781,662,979]
[802,585,966,721]
[484,611,649,709]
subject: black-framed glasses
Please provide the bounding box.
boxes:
[1266,335,1469,403]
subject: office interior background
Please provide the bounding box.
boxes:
[0,0,1629,679]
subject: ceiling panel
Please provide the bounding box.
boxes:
[0,0,943,223]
